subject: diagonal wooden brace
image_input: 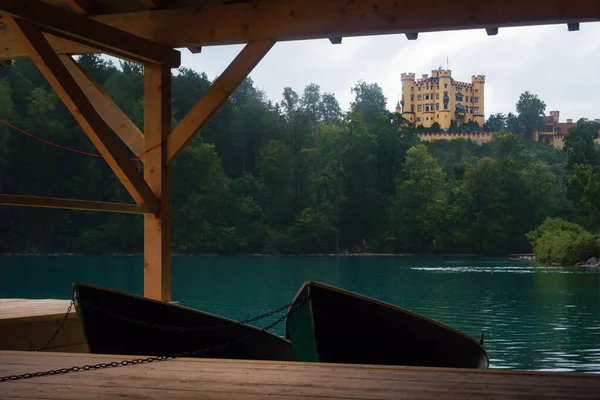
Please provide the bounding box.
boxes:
[59,55,145,160]
[166,40,276,162]
[0,0,180,67]
[5,16,159,216]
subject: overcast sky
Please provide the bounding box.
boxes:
[175,22,600,123]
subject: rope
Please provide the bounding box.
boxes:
[0,118,164,171]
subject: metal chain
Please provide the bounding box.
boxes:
[0,295,309,383]
[34,300,75,352]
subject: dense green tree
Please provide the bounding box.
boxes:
[1,60,598,258]
[484,113,506,132]
[390,144,447,251]
[516,91,546,138]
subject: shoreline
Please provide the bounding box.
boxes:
[1,252,535,257]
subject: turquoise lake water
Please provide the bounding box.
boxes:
[1,255,599,372]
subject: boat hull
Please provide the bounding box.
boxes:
[286,281,489,369]
[73,283,296,361]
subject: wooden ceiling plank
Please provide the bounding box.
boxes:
[166,39,275,162]
[73,0,600,46]
[4,16,159,216]
[59,54,146,160]
[0,0,180,67]
[1,0,598,59]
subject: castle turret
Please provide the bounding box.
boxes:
[400,72,416,124]
[471,75,485,127]
[437,69,452,129]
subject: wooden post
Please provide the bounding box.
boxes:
[143,63,172,301]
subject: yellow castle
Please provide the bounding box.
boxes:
[396,69,485,130]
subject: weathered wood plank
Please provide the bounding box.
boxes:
[1,352,600,399]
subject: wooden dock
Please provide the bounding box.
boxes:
[1,351,600,399]
[0,299,87,353]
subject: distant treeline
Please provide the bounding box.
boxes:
[0,56,599,255]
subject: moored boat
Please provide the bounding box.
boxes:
[285,281,489,369]
[73,282,296,361]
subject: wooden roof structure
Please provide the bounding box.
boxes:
[0,0,598,301]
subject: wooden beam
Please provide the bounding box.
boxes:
[59,55,145,160]
[140,0,160,9]
[2,0,599,59]
[0,0,180,67]
[143,63,172,301]
[0,194,148,214]
[5,17,159,216]
[166,40,275,162]
[64,0,92,14]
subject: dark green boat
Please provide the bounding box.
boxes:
[73,282,296,361]
[286,281,489,369]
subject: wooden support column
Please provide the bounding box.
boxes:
[4,17,159,215]
[143,63,172,301]
[166,40,275,162]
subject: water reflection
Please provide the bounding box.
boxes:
[1,255,599,372]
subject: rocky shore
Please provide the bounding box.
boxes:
[576,257,600,267]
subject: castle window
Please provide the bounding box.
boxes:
[437,85,440,90]
[466,96,469,102]
[410,95,414,101]
[416,117,421,122]
[466,106,469,113]
[418,105,422,112]
[475,89,479,94]
[444,103,448,110]
[425,105,429,112]
[444,84,448,88]
[411,105,414,112]
[436,103,440,111]
[418,87,421,91]
[436,93,440,99]
[474,97,479,103]
[425,94,429,100]
[474,107,479,114]
[418,94,422,101]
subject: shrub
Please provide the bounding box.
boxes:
[526,218,599,265]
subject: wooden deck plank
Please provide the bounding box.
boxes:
[0,300,86,353]
[1,352,599,399]
[0,299,72,319]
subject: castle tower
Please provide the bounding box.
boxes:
[400,72,416,124]
[438,69,453,130]
[471,75,485,127]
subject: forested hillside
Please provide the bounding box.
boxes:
[1,56,599,255]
